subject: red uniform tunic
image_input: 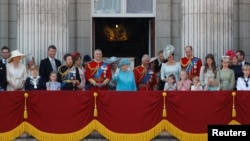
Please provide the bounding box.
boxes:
[180,56,202,80]
[133,65,157,91]
[85,60,111,91]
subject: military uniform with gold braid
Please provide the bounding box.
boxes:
[133,64,157,91]
[57,65,81,90]
[180,56,202,80]
[85,60,111,90]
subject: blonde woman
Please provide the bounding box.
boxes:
[216,56,235,90]
[6,50,27,91]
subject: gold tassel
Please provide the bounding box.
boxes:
[24,93,29,119]
[162,92,167,117]
[93,92,98,117]
[232,92,236,117]
[232,91,236,117]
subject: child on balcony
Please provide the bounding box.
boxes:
[46,71,61,91]
[24,65,46,90]
[236,64,250,90]
[191,76,203,90]
[177,70,192,91]
[164,74,177,91]
[204,76,220,91]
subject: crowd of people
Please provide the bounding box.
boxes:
[0,44,249,92]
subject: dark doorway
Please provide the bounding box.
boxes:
[93,18,154,67]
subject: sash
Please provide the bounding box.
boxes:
[94,63,107,78]
[61,67,76,88]
[186,57,199,73]
[141,68,152,84]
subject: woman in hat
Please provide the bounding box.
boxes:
[161,45,181,89]
[105,56,120,90]
[216,56,235,90]
[112,58,136,91]
[72,52,86,91]
[6,50,27,91]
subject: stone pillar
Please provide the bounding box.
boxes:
[238,0,250,61]
[182,0,234,64]
[17,0,69,64]
[0,0,8,47]
[76,0,91,57]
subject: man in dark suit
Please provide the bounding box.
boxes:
[236,50,250,66]
[39,45,62,83]
[0,46,10,91]
[157,50,167,90]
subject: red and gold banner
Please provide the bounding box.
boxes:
[0,90,249,141]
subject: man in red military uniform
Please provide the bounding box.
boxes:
[180,45,202,80]
[133,54,157,91]
[85,49,111,91]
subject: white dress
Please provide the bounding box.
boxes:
[77,66,86,91]
[6,63,27,91]
[199,66,216,86]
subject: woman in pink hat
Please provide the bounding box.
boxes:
[6,50,27,91]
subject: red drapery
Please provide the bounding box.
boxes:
[0,90,249,141]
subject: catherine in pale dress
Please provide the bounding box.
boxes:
[6,50,27,91]
[216,56,235,90]
[199,54,217,87]
[161,45,181,89]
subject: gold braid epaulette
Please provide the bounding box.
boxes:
[134,66,146,75]
[135,66,146,82]
[58,65,70,80]
[86,61,99,71]
[180,58,191,67]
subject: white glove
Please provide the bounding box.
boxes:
[115,68,120,76]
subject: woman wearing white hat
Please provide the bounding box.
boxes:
[112,58,137,91]
[161,45,181,89]
[6,50,27,91]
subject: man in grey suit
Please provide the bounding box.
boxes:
[39,45,62,83]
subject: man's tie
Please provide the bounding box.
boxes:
[51,59,57,72]
[4,59,7,64]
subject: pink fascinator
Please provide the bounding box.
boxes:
[225,49,235,60]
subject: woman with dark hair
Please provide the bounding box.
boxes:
[57,53,81,90]
[72,52,86,91]
[199,53,217,87]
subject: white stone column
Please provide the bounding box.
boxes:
[182,0,233,64]
[0,0,8,47]
[17,0,68,64]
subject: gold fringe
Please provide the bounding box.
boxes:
[0,120,244,141]
[93,92,98,117]
[24,93,29,119]
[95,120,165,141]
[162,92,167,117]
[163,120,207,141]
[24,121,95,141]
[0,123,25,141]
[232,91,236,117]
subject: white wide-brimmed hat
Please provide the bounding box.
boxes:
[163,45,175,59]
[104,56,120,64]
[8,50,26,63]
[150,57,158,63]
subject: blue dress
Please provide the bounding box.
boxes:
[113,70,137,91]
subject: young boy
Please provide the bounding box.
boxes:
[24,65,46,90]
[237,64,250,90]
